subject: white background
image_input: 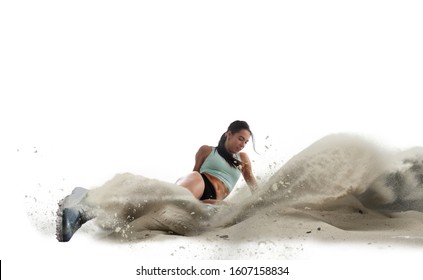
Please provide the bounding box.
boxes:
[1,1,422,279]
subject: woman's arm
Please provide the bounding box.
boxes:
[193,145,212,171]
[239,152,258,193]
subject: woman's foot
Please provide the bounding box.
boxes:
[56,187,89,242]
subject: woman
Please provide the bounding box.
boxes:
[56,120,258,242]
[176,120,258,203]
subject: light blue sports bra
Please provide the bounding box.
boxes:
[199,147,241,192]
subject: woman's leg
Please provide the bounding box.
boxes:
[56,187,92,242]
[57,173,208,242]
[175,171,205,199]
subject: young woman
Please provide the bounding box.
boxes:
[56,120,258,242]
[176,120,258,203]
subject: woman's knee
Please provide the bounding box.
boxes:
[176,171,200,185]
[176,171,204,198]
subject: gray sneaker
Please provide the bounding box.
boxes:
[56,187,89,242]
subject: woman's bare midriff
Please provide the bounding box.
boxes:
[203,172,230,201]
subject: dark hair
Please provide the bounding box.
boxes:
[216,120,255,168]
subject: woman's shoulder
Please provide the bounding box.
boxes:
[196,145,213,158]
[194,145,213,171]
[239,152,250,160]
[198,145,213,154]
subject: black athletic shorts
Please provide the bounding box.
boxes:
[200,173,217,200]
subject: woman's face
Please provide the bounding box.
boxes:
[225,129,251,154]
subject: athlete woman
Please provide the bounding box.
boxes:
[176,120,258,203]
